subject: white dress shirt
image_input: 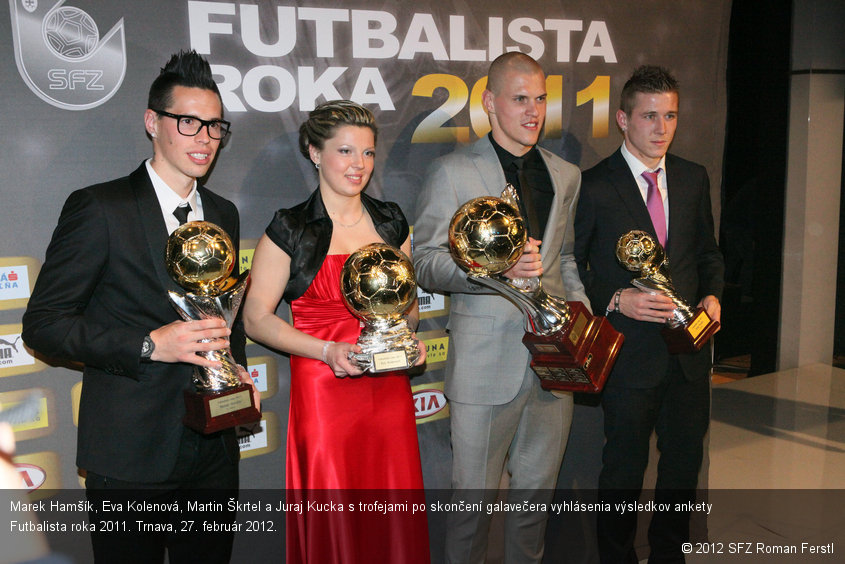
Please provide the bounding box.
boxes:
[145,159,204,235]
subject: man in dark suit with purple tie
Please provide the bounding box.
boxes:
[574,66,724,563]
[22,50,254,564]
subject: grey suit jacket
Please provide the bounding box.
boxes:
[414,136,588,405]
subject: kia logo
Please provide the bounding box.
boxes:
[15,463,46,491]
[413,389,447,419]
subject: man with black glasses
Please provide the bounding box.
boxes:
[23,50,254,564]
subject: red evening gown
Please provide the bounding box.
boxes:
[286,254,430,563]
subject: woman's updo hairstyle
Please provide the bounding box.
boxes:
[298,100,378,160]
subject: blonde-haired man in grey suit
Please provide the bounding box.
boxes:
[414,52,589,564]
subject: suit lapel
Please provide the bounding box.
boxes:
[537,149,561,263]
[471,138,508,197]
[607,149,660,243]
[200,187,223,227]
[131,165,181,293]
[664,155,686,259]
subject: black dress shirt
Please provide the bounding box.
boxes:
[489,133,555,239]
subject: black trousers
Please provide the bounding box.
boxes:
[85,426,239,564]
[597,359,710,564]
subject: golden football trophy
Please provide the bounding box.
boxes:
[340,243,420,373]
[616,230,719,353]
[166,221,260,433]
[449,193,623,393]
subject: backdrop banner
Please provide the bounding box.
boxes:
[0,1,730,561]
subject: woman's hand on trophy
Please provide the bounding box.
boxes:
[413,334,427,367]
[619,288,676,324]
[149,319,230,366]
[323,341,365,378]
[503,237,543,279]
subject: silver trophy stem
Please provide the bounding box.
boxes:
[168,271,249,392]
[349,316,421,372]
[469,274,571,336]
[487,184,573,335]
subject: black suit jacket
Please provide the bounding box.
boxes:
[574,149,724,388]
[22,163,245,482]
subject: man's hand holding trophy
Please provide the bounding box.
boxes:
[448,191,623,393]
[166,221,261,433]
[615,230,720,353]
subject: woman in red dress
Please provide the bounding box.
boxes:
[243,100,429,563]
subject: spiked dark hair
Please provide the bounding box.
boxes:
[147,50,222,113]
[298,100,378,160]
[619,65,679,115]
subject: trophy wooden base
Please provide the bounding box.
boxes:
[662,307,720,354]
[183,384,261,434]
[523,301,624,394]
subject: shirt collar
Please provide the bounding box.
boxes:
[620,142,666,177]
[489,133,538,170]
[145,159,198,212]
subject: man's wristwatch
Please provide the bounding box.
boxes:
[606,288,623,316]
[140,335,155,362]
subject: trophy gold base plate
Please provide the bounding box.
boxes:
[523,301,624,394]
[662,307,720,354]
[183,384,261,434]
[370,349,411,373]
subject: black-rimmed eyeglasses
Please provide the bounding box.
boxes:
[151,109,231,140]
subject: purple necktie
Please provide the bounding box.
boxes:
[642,169,666,247]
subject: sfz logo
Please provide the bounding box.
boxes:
[9,0,126,110]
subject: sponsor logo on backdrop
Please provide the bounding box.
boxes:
[15,463,47,491]
[0,325,45,377]
[0,258,39,310]
[420,331,449,368]
[237,412,281,459]
[239,239,257,273]
[246,355,278,397]
[9,0,127,110]
[0,332,34,368]
[12,451,61,496]
[417,288,446,316]
[0,266,29,301]
[240,249,254,273]
[412,381,449,424]
[414,388,446,419]
[237,421,268,452]
[0,388,53,440]
[247,363,267,393]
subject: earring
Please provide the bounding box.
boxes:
[315,163,320,170]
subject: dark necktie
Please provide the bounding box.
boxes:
[173,203,192,226]
[642,170,666,247]
[512,159,541,239]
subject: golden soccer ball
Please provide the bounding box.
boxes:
[341,243,417,322]
[448,196,526,276]
[165,221,235,295]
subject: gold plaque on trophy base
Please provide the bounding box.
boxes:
[183,384,260,434]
